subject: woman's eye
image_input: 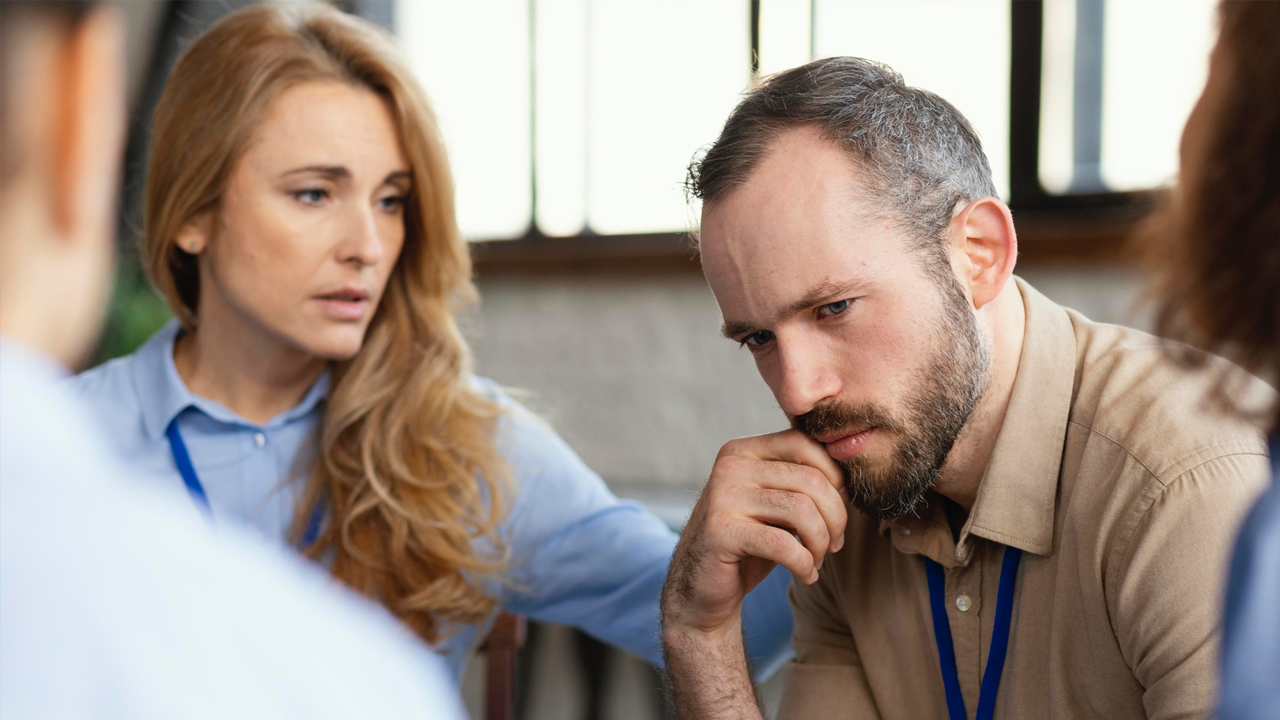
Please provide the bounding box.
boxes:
[820,299,852,317]
[742,330,775,348]
[378,196,406,213]
[294,188,328,205]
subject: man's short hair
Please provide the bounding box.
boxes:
[688,56,998,257]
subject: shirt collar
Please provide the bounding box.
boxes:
[882,277,1078,564]
[132,320,331,440]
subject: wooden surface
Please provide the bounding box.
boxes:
[469,209,1148,277]
[480,612,528,720]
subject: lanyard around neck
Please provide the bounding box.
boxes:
[165,417,324,547]
[924,546,1023,720]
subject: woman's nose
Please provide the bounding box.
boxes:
[338,206,386,267]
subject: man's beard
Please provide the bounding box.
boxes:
[791,274,991,520]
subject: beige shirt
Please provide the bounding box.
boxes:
[778,279,1271,720]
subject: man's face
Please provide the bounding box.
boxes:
[700,127,990,519]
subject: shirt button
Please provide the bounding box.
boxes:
[956,594,972,612]
[253,432,266,448]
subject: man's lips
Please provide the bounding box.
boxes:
[820,427,876,462]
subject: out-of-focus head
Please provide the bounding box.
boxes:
[0,1,124,366]
[691,57,1016,518]
[1143,1,1280,425]
[147,2,469,361]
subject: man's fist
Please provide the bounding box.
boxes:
[662,429,848,636]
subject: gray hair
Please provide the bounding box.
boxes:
[688,56,997,257]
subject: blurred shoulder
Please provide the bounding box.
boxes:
[69,351,141,406]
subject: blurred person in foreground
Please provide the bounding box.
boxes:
[660,56,1273,720]
[0,2,466,717]
[68,1,791,679]
[1140,3,1280,719]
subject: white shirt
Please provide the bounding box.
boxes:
[0,338,465,720]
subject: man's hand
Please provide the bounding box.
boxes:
[661,429,847,719]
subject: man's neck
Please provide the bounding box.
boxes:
[932,281,1027,511]
[173,311,327,426]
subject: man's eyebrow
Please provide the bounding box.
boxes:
[721,319,759,339]
[719,278,869,340]
[783,279,865,317]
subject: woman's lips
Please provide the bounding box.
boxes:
[823,427,876,462]
[313,296,370,321]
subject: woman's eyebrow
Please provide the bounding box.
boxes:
[280,165,350,180]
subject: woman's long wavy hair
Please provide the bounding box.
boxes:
[1139,0,1280,428]
[143,3,510,643]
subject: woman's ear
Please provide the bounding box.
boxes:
[175,212,213,255]
[950,197,1017,310]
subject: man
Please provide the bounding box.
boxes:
[0,3,463,717]
[661,57,1271,720]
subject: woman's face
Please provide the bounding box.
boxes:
[181,80,410,361]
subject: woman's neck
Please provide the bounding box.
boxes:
[172,317,327,426]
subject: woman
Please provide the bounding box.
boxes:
[72,3,791,677]
[1140,2,1280,717]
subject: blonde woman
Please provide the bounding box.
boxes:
[71,3,791,676]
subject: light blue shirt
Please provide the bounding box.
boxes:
[70,321,795,678]
[1,337,465,720]
[1219,437,1280,720]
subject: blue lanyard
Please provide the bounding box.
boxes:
[165,418,324,547]
[924,546,1022,720]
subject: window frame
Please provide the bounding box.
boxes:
[384,0,1155,272]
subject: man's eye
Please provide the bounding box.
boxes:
[742,330,775,348]
[820,299,851,317]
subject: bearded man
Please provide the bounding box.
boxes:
[661,57,1272,720]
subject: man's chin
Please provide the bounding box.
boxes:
[842,466,934,521]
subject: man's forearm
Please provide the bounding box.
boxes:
[663,622,763,720]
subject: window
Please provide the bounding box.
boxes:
[394,0,1219,242]
[398,0,750,240]
[1038,0,1217,194]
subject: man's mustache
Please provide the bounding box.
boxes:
[791,401,904,443]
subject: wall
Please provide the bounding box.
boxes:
[467,263,1148,514]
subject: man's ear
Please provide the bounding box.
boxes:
[51,6,125,247]
[950,197,1017,310]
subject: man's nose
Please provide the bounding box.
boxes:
[774,342,842,417]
